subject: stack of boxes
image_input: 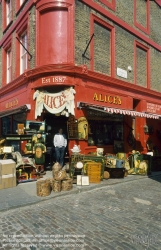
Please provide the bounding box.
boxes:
[86,162,102,183]
[0,159,17,190]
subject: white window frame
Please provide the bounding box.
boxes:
[20,0,25,5]
[20,31,28,74]
[6,0,12,25]
[7,48,12,84]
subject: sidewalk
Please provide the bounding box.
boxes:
[0,170,161,212]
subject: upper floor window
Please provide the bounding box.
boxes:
[7,48,12,83]
[90,14,115,77]
[20,0,25,5]
[134,41,150,89]
[134,0,150,34]
[6,0,12,25]
[20,31,28,74]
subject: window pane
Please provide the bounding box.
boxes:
[20,32,28,73]
[2,116,11,135]
[7,49,12,83]
[6,0,12,25]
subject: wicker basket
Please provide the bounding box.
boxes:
[51,180,62,192]
[61,178,73,191]
[52,162,62,172]
[36,180,51,197]
[54,170,67,181]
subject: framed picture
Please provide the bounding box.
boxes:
[81,176,89,186]
[77,175,82,185]
[114,140,124,154]
[3,146,14,153]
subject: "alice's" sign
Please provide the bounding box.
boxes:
[93,93,122,105]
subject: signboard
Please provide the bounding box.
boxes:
[117,68,127,79]
[147,103,161,114]
[78,117,88,140]
[67,115,79,139]
[33,87,76,119]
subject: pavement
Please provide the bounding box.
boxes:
[0,170,161,213]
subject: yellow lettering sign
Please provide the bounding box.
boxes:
[93,93,122,105]
[5,98,18,109]
[93,93,99,101]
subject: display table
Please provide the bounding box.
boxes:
[70,154,105,181]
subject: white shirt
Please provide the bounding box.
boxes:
[54,133,67,147]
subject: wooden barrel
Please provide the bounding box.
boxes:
[103,171,110,179]
[61,179,73,191]
[51,180,61,192]
[36,180,51,197]
[54,170,67,181]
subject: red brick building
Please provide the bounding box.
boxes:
[0,0,161,156]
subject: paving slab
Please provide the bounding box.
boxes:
[0,171,161,212]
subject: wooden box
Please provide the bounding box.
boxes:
[88,176,101,183]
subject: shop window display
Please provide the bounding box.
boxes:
[88,120,123,146]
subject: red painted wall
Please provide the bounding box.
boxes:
[38,9,68,65]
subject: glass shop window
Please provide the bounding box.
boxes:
[13,113,26,133]
[88,120,123,146]
[2,116,11,135]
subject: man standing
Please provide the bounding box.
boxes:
[53,128,67,167]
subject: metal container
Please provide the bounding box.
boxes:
[116,159,125,168]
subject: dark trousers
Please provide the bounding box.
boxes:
[55,146,65,167]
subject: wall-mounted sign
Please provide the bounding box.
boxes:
[147,102,161,114]
[117,67,127,79]
[67,115,78,139]
[78,117,88,140]
[33,87,76,119]
[5,98,18,109]
[93,93,122,105]
[41,76,67,84]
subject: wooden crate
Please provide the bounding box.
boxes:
[88,176,101,183]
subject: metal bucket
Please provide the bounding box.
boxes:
[116,159,124,168]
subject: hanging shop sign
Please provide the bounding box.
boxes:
[33,87,76,119]
[93,93,122,105]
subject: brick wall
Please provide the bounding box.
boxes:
[75,0,161,92]
[28,6,36,69]
[115,25,134,84]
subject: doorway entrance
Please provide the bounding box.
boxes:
[43,113,69,169]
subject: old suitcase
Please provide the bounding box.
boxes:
[105,167,125,178]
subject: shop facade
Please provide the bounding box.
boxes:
[0,0,161,177]
[0,65,161,160]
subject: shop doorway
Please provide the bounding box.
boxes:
[43,113,69,169]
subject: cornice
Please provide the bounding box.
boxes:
[0,63,161,102]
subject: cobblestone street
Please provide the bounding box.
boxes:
[0,175,161,250]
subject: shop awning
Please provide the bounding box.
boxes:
[77,102,161,119]
[0,104,31,118]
